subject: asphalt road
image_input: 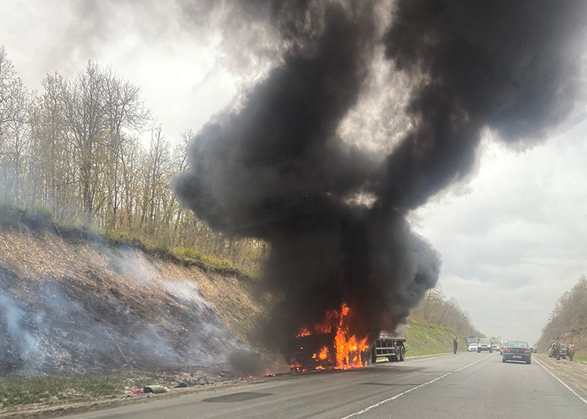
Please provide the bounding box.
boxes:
[63,352,587,419]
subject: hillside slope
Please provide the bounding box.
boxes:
[405,321,466,356]
[0,220,268,376]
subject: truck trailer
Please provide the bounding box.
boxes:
[290,325,407,371]
[370,325,407,363]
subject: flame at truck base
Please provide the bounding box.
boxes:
[291,303,370,371]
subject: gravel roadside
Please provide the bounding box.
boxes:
[535,354,587,399]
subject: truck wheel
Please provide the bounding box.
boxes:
[371,348,377,364]
[389,347,400,362]
[399,346,405,362]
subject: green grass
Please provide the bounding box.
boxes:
[171,247,234,270]
[404,321,467,357]
[572,351,587,363]
[0,375,126,408]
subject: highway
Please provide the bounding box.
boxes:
[63,352,587,419]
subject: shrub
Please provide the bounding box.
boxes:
[32,201,55,223]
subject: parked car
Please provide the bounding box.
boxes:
[548,343,568,359]
[468,342,479,352]
[477,338,493,353]
[502,341,532,364]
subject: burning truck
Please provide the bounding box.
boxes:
[289,304,406,372]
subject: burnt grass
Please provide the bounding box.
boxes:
[0,202,278,409]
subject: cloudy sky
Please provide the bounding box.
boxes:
[2,0,586,345]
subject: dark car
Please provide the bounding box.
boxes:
[559,344,568,359]
[502,341,532,364]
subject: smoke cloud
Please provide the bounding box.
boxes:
[175,0,587,358]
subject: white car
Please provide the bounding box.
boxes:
[468,343,478,352]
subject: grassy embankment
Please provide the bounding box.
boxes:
[404,320,466,357]
[0,202,248,277]
[572,352,587,363]
[0,375,126,408]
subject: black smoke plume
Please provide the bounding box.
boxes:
[175,0,587,358]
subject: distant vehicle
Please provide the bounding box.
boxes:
[468,342,479,352]
[467,336,479,345]
[477,338,493,353]
[548,343,568,359]
[531,347,537,353]
[500,340,508,355]
[502,341,532,364]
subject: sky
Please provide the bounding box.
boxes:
[1,0,586,345]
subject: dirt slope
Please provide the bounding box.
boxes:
[0,223,267,375]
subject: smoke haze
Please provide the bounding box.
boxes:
[0,247,242,374]
[175,0,587,358]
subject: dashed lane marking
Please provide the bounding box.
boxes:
[338,354,492,419]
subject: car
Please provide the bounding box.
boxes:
[502,341,532,364]
[477,338,493,353]
[548,342,568,359]
[468,342,479,352]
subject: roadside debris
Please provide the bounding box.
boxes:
[142,385,168,394]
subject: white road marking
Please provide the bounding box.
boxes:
[534,358,587,406]
[338,354,492,418]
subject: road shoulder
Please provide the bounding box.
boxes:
[535,354,587,403]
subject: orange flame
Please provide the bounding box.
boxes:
[333,304,369,369]
[296,327,311,338]
[293,303,369,371]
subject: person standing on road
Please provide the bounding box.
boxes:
[555,339,561,361]
[453,337,458,354]
[568,342,575,362]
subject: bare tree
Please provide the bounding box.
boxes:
[0,47,31,204]
[63,61,107,222]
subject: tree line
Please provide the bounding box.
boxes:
[537,275,587,350]
[0,46,268,274]
[410,286,483,337]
